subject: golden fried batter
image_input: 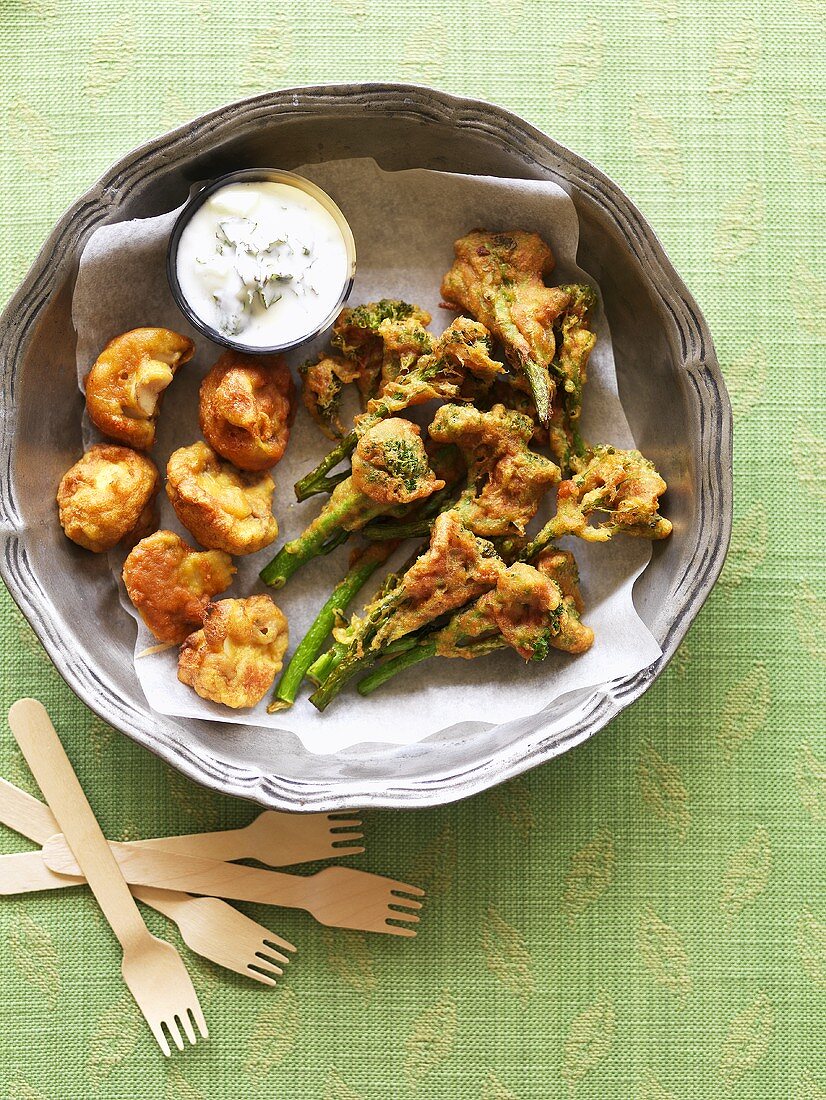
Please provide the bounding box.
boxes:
[331,300,432,401]
[199,350,295,471]
[555,445,673,542]
[122,530,235,643]
[350,419,445,508]
[534,549,594,652]
[300,353,359,440]
[429,403,560,537]
[441,231,571,424]
[85,328,194,450]
[166,441,278,555]
[178,595,288,708]
[57,444,159,552]
[371,510,504,648]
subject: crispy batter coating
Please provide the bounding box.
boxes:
[556,445,673,542]
[299,353,359,440]
[57,444,159,552]
[547,284,597,469]
[534,549,594,652]
[85,328,194,450]
[432,555,593,661]
[331,300,432,401]
[178,595,288,708]
[122,530,235,643]
[359,317,504,423]
[429,403,560,537]
[488,377,550,447]
[199,350,295,470]
[370,511,504,648]
[166,441,278,555]
[350,419,445,508]
[440,231,571,424]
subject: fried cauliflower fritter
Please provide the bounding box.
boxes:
[122,530,235,643]
[441,231,572,425]
[299,353,360,440]
[166,441,278,556]
[178,595,288,708]
[85,328,194,450]
[199,351,296,471]
[57,444,159,552]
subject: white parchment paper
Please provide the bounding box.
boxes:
[72,158,661,754]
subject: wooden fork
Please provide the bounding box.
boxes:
[44,838,426,936]
[9,700,207,1056]
[130,810,364,866]
[0,778,296,985]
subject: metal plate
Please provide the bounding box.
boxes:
[0,84,732,810]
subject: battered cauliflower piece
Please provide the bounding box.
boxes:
[85,328,194,450]
[122,530,235,643]
[166,442,278,556]
[178,595,288,708]
[57,444,159,552]
[199,350,296,470]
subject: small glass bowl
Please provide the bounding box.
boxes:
[167,168,357,354]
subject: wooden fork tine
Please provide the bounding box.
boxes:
[261,942,292,965]
[191,1000,209,1039]
[247,966,278,987]
[180,1011,197,1046]
[150,1020,172,1058]
[384,924,417,938]
[328,818,363,830]
[165,1017,184,1052]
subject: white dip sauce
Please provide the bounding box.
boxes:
[175,181,350,348]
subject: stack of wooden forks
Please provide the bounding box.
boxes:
[1,699,425,1056]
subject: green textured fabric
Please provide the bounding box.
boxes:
[1,2,824,1097]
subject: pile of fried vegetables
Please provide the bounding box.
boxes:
[260,230,673,713]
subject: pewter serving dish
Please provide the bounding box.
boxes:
[0,85,732,810]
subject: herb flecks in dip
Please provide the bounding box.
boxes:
[176,181,350,349]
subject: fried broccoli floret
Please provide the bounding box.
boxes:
[299,353,360,440]
[428,403,560,538]
[199,350,295,470]
[122,530,235,643]
[166,442,278,556]
[260,419,445,589]
[522,445,673,558]
[440,231,572,425]
[331,299,432,402]
[307,511,506,709]
[85,328,194,450]
[57,444,160,553]
[355,549,594,695]
[547,284,598,470]
[178,595,288,709]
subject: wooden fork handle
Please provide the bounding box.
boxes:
[8,700,147,948]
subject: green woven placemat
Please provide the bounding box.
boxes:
[1,2,824,1097]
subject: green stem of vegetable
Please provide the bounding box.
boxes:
[309,649,379,712]
[259,526,350,589]
[522,359,553,426]
[268,542,396,712]
[356,642,438,696]
[518,517,565,563]
[361,484,460,542]
[294,431,357,501]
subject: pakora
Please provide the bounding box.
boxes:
[166,441,278,556]
[441,231,572,425]
[260,418,445,588]
[57,444,159,552]
[331,299,432,401]
[199,350,295,471]
[178,595,288,708]
[300,353,360,440]
[522,444,673,557]
[122,530,235,643]
[85,328,194,450]
[428,403,559,538]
